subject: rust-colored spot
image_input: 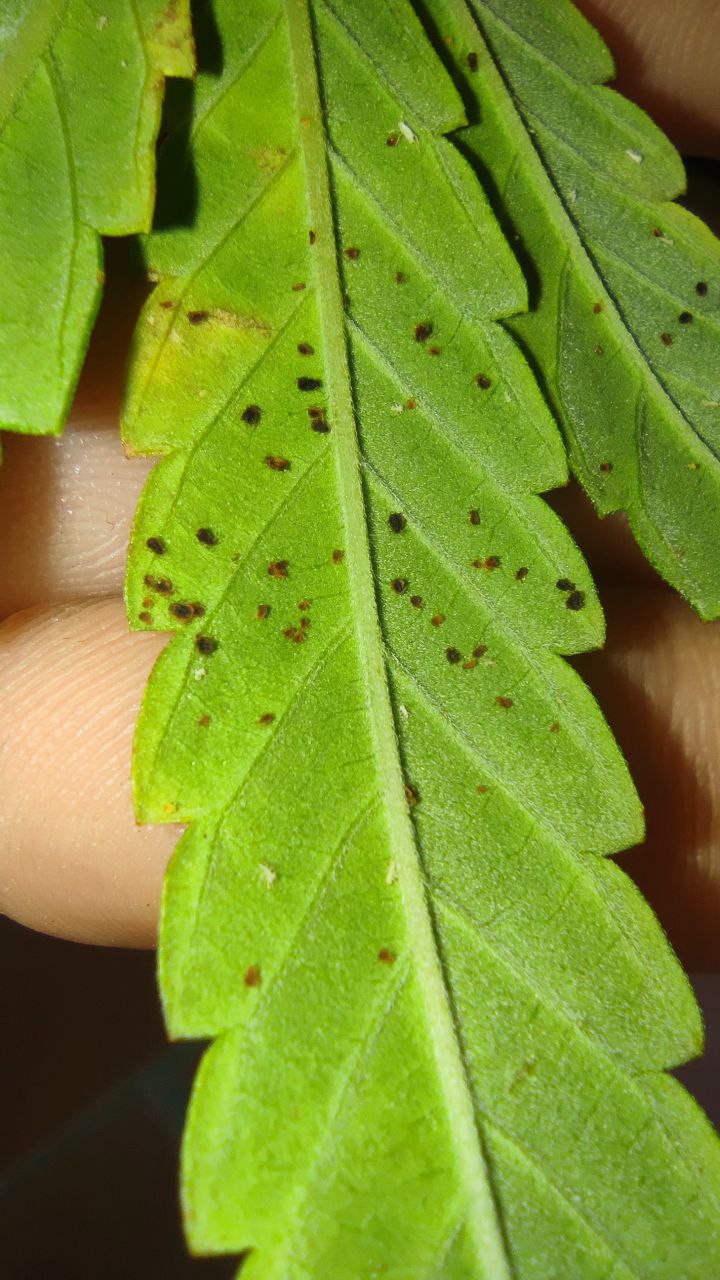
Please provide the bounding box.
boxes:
[196,635,218,655]
[388,512,406,533]
[291,281,306,292]
[391,578,408,595]
[259,712,275,726]
[187,310,209,325]
[476,374,491,389]
[395,270,405,284]
[469,509,481,525]
[446,647,462,664]
[386,132,400,147]
[592,301,603,313]
[405,398,416,410]
[410,595,423,608]
[244,965,261,988]
[378,948,396,965]
[196,527,217,546]
[242,405,261,425]
[431,613,445,627]
[169,601,195,622]
[332,548,344,564]
[284,625,306,644]
[473,645,487,658]
[599,461,613,473]
[476,784,489,794]
[405,783,418,807]
[344,246,360,260]
[139,611,152,625]
[300,616,310,631]
[257,603,270,620]
[142,597,153,609]
[428,345,441,356]
[550,722,560,733]
[660,332,672,346]
[268,560,289,579]
[463,659,477,670]
[298,598,310,611]
[146,536,166,555]
[265,455,291,471]
[198,713,211,727]
[496,695,513,709]
[474,555,500,571]
[515,566,528,581]
[415,322,433,343]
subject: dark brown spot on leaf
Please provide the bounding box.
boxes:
[242,405,261,425]
[198,713,211,728]
[652,227,663,237]
[696,281,708,296]
[291,281,306,292]
[428,345,441,356]
[446,647,462,664]
[550,722,560,733]
[679,311,693,324]
[599,461,613,473]
[187,310,209,325]
[169,601,195,622]
[414,322,433,343]
[469,509,481,525]
[515,566,528,581]
[661,332,672,346]
[388,512,406,533]
[472,645,487,658]
[196,635,218,655]
[592,301,602,313]
[297,342,315,355]
[265,455,291,471]
[139,611,152,625]
[298,376,322,391]
[496,695,513,709]
[405,783,418,807]
[259,712,275,726]
[410,595,423,608]
[476,784,488,794]
[556,578,575,592]
[378,948,396,964]
[244,965,261,988]
[468,50,478,71]
[566,590,586,611]
[146,536,166,555]
[344,246,360,260]
[196,527,217,546]
[268,560,289,579]
[405,398,416,410]
[332,549,344,564]
[309,229,316,244]
[476,374,491,389]
[386,132,400,147]
[395,271,405,284]
[391,578,408,595]
[257,604,270,619]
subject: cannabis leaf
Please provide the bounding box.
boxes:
[122,0,719,1274]
[0,0,193,437]
[424,0,720,618]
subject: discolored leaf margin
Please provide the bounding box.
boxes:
[0,0,194,439]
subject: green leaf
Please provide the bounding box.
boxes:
[423,0,720,617]
[0,0,194,436]
[122,1,719,1275]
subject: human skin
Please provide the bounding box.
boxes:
[0,0,719,965]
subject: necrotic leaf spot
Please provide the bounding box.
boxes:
[415,322,433,343]
[195,635,218,655]
[146,537,166,555]
[392,578,408,594]
[446,647,462,664]
[242,405,261,425]
[196,527,217,546]
[566,590,586,611]
[388,513,406,533]
[298,376,322,392]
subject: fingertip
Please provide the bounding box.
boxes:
[0,599,177,948]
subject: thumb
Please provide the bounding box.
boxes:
[575,0,720,159]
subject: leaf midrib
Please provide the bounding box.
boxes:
[285,0,511,1273]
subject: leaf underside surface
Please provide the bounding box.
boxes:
[0,0,193,438]
[422,0,720,618]
[119,1,720,1276]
